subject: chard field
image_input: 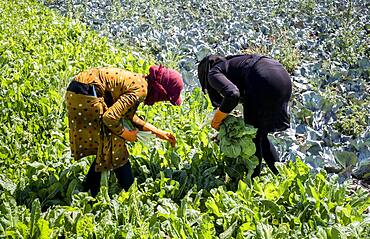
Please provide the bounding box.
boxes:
[0,0,369,238]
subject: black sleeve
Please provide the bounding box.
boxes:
[208,63,240,113]
[207,86,223,109]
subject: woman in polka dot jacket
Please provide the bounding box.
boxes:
[65,65,183,196]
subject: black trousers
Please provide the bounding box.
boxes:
[83,159,134,196]
[251,129,279,178]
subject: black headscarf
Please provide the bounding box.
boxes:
[197,55,225,94]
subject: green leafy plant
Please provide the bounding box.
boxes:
[1,0,369,238]
[219,115,257,159]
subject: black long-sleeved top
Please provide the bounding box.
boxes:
[208,55,257,113]
[206,54,292,132]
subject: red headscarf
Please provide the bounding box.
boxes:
[144,65,184,106]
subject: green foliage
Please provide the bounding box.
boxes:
[242,28,301,74]
[204,159,370,238]
[0,0,369,238]
[0,0,154,190]
[320,84,369,137]
[218,115,259,180]
[334,102,369,137]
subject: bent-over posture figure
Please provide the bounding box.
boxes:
[65,65,183,195]
[198,54,292,177]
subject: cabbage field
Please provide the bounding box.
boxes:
[0,0,369,238]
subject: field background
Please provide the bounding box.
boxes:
[0,0,369,238]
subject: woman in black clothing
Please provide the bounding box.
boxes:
[198,54,292,177]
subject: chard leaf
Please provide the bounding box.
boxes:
[220,220,238,239]
[0,175,16,195]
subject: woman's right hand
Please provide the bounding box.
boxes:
[142,122,176,147]
[156,130,177,147]
[121,129,138,142]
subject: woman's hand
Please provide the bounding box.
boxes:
[142,122,176,147]
[211,108,229,130]
[155,129,177,147]
[121,129,138,142]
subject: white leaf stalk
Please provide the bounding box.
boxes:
[121,118,156,145]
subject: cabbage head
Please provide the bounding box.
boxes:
[219,115,257,159]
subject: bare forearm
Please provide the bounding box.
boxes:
[132,115,146,127]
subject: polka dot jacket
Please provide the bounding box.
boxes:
[65,67,147,172]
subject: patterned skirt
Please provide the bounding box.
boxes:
[65,90,129,172]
